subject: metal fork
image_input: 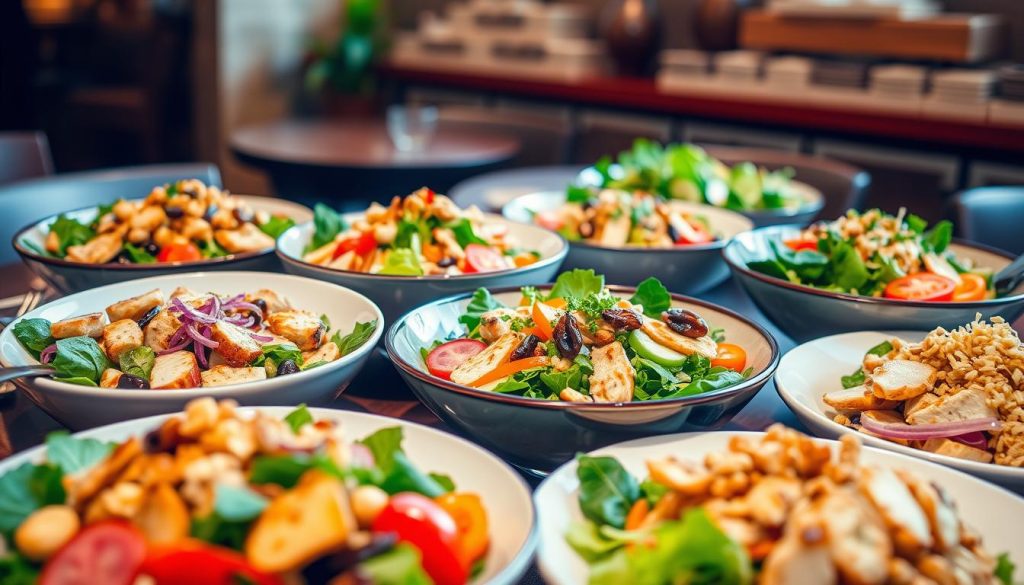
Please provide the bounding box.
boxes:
[0,280,47,395]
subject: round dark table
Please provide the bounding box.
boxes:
[231,119,521,209]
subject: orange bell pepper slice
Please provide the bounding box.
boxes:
[468,356,548,388]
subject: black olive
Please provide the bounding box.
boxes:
[115,250,133,264]
[165,206,184,219]
[117,374,150,389]
[233,207,254,224]
[511,334,540,361]
[662,309,709,338]
[203,204,218,221]
[277,360,299,376]
[144,242,160,256]
[302,534,396,583]
[253,298,268,313]
[136,306,160,329]
[553,314,583,360]
[437,257,456,268]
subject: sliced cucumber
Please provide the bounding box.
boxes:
[629,329,687,368]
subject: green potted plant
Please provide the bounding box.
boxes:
[304,0,382,116]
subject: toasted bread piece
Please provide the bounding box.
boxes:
[640,317,717,359]
[102,319,144,362]
[200,365,267,387]
[823,385,899,411]
[589,341,635,403]
[105,289,164,322]
[450,332,522,386]
[210,321,263,367]
[869,359,936,401]
[150,351,201,389]
[51,312,107,339]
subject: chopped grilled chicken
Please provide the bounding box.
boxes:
[143,309,182,353]
[744,477,803,528]
[102,319,144,362]
[265,311,326,351]
[169,287,200,301]
[905,386,997,426]
[904,393,940,419]
[823,385,899,411]
[302,342,340,365]
[559,388,593,402]
[597,212,630,246]
[450,333,522,386]
[897,470,960,553]
[869,360,937,401]
[51,312,107,339]
[920,438,994,463]
[105,289,164,322]
[817,488,891,585]
[248,289,291,314]
[210,321,263,367]
[640,317,717,359]
[588,341,635,403]
[478,308,520,343]
[150,351,201,389]
[200,366,267,387]
[858,467,933,556]
[646,456,712,496]
[65,232,123,264]
[214,223,275,254]
[99,368,123,388]
[760,523,837,585]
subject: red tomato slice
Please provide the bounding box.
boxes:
[157,242,202,263]
[673,218,714,245]
[40,521,147,585]
[426,339,486,380]
[783,238,818,252]
[534,210,565,232]
[141,541,283,585]
[463,244,507,273]
[373,493,468,585]
[883,273,956,302]
[332,231,377,260]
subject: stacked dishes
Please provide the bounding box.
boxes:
[998,64,1024,101]
[870,64,928,99]
[713,50,764,84]
[811,58,871,90]
[763,55,813,89]
[930,69,997,106]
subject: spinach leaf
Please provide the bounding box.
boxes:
[258,216,296,239]
[640,478,668,506]
[12,318,53,359]
[395,219,429,249]
[51,337,112,385]
[331,320,378,356]
[629,277,671,318]
[378,248,423,276]
[830,243,869,292]
[359,427,404,474]
[492,377,532,394]
[191,513,250,550]
[667,368,744,399]
[199,238,230,259]
[566,185,593,204]
[257,343,304,368]
[548,269,605,301]
[379,452,450,497]
[905,214,928,234]
[867,340,894,357]
[429,473,456,492]
[840,368,866,389]
[306,203,345,253]
[745,259,792,281]
[769,239,828,282]
[576,455,640,529]
[122,243,157,264]
[213,483,267,522]
[566,521,629,563]
[45,431,114,474]
[445,218,488,248]
[0,462,65,533]
[995,552,1015,585]
[923,220,953,254]
[119,346,155,380]
[284,404,313,433]
[249,453,347,489]
[458,288,505,332]
[361,543,433,585]
[49,215,94,256]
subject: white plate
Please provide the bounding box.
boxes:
[535,430,1024,585]
[0,407,537,585]
[775,330,1024,491]
[0,272,384,429]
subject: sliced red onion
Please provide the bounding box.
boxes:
[186,323,219,349]
[225,301,263,317]
[861,414,1001,441]
[221,293,245,305]
[170,297,216,324]
[249,332,274,342]
[350,443,376,468]
[952,431,990,450]
[195,343,208,368]
[168,323,189,348]
[158,339,191,355]
[39,344,57,364]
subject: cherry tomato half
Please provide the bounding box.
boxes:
[883,273,956,302]
[332,231,377,260]
[710,343,747,373]
[783,237,819,252]
[463,244,507,274]
[40,520,147,585]
[373,493,468,585]
[951,273,989,302]
[141,541,283,585]
[673,219,714,246]
[157,242,202,263]
[435,492,490,567]
[426,339,486,380]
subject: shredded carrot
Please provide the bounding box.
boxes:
[468,356,548,388]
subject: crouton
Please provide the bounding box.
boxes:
[589,341,635,403]
[450,333,522,386]
[870,360,936,401]
[920,438,993,463]
[102,319,144,362]
[105,289,165,322]
[64,232,123,264]
[143,309,182,353]
[209,321,263,367]
[302,342,341,365]
[99,368,123,389]
[214,223,275,254]
[265,311,326,351]
[51,313,107,339]
[823,385,899,411]
[200,366,267,387]
[150,351,201,389]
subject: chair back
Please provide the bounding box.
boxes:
[0,132,54,186]
[953,186,1024,255]
[437,106,572,168]
[0,163,220,264]
[704,146,870,220]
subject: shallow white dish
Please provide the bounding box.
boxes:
[13,196,312,293]
[535,430,1024,585]
[775,330,1024,492]
[0,272,384,430]
[0,406,537,585]
[276,211,567,323]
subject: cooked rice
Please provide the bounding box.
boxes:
[889,314,1024,467]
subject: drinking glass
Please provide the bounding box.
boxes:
[386,105,438,152]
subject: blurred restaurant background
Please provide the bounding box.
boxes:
[2,0,1024,227]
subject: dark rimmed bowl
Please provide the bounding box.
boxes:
[503,191,753,293]
[276,212,568,323]
[13,196,312,293]
[724,225,1024,342]
[386,285,781,474]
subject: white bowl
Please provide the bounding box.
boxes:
[535,430,1024,584]
[0,406,537,585]
[503,192,753,294]
[13,196,312,293]
[0,272,384,430]
[775,330,1024,492]
[276,212,568,323]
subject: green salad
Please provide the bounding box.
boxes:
[582,139,801,212]
[420,270,751,403]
